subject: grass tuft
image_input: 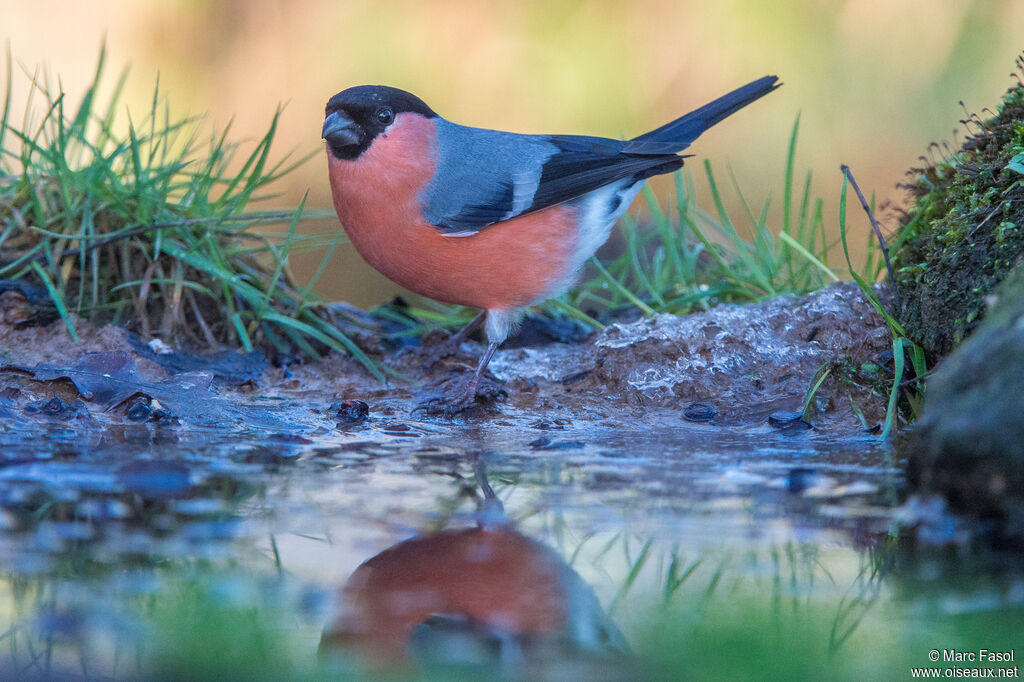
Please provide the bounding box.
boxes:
[0,47,382,377]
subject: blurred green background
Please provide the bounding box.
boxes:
[2,0,1022,306]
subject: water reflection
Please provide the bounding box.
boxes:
[0,422,1018,679]
[321,459,627,677]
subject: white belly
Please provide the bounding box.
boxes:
[538,179,645,302]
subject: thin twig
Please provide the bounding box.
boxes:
[899,366,937,388]
[968,202,1003,238]
[185,288,218,347]
[136,260,158,338]
[840,164,901,312]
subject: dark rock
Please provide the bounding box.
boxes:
[502,313,592,348]
[22,396,91,422]
[683,402,716,423]
[0,279,52,306]
[529,419,566,431]
[786,468,822,494]
[151,407,178,424]
[528,437,584,450]
[902,261,1024,546]
[32,396,66,415]
[266,433,314,445]
[768,410,807,428]
[0,280,58,327]
[332,399,369,425]
[127,397,152,421]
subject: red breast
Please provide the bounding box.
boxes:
[327,113,578,311]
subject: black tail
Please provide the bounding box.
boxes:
[625,75,780,155]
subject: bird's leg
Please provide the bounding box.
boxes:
[472,456,507,527]
[446,340,500,413]
[420,309,486,369]
[416,309,512,416]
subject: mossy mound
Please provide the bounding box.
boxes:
[901,259,1024,546]
[892,64,1024,360]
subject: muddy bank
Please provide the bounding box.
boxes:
[488,281,892,430]
[0,281,892,438]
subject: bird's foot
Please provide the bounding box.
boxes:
[415,372,506,417]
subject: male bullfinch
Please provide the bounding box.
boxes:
[323,76,779,412]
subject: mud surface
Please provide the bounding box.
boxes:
[0,281,893,437]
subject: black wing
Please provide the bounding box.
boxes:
[427,75,778,235]
[428,132,682,235]
[523,135,683,215]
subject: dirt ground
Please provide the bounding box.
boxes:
[0,282,893,439]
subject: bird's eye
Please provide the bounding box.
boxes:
[375,107,394,125]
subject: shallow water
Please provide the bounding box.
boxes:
[1,413,1020,681]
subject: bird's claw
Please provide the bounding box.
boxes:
[414,374,506,417]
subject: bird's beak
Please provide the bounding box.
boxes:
[322,110,360,148]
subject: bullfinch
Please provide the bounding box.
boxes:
[323,76,779,412]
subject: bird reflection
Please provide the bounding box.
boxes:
[320,459,627,677]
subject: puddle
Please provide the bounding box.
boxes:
[0,283,1021,679]
[0,415,1020,680]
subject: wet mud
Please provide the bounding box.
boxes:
[0,281,893,439]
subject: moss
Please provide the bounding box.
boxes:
[901,260,1024,545]
[892,60,1024,360]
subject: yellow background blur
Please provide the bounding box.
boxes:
[2,1,1022,306]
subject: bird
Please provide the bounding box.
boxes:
[322,76,780,412]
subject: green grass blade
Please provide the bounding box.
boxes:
[880,337,906,440]
[297,233,342,302]
[783,114,800,237]
[230,312,254,351]
[547,298,605,330]
[779,232,838,283]
[0,46,13,158]
[257,191,305,318]
[838,171,907,338]
[610,538,653,615]
[802,365,832,421]
[262,310,383,381]
[590,256,654,315]
[704,160,775,296]
[31,261,78,342]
